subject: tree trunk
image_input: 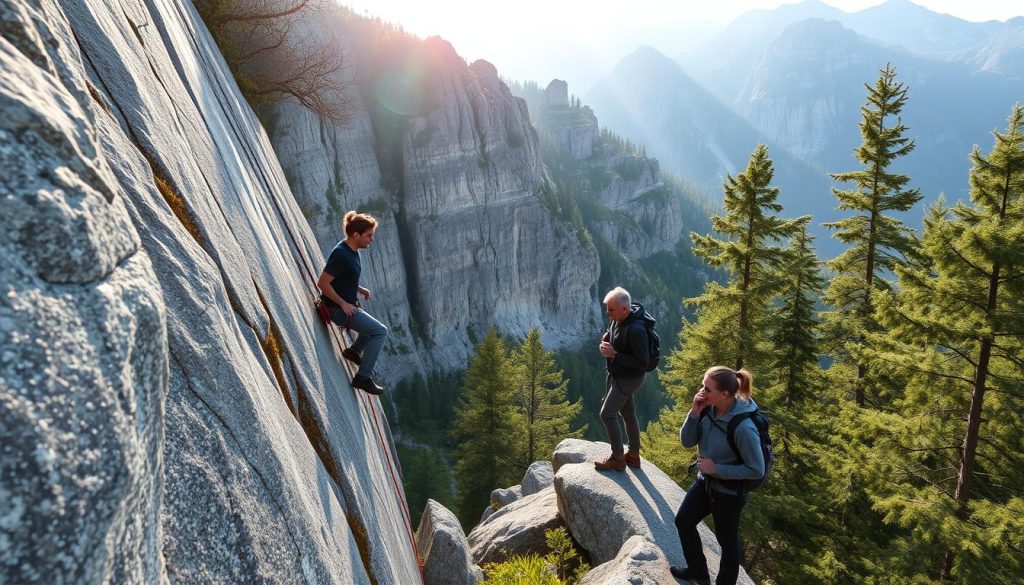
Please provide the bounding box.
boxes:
[940,259,1001,579]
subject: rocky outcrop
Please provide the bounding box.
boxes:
[539,80,598,159]
[466,440,756,584]
[416,500,483,585]
[268,21,603,381]
[532,81,682,261]
[522,461,554,496]
[467,485,564,566]
[2,1,419,582]
[545,79,570,107]
[576,535,675,585]
[550,440,754,584]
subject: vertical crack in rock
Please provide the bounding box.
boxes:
[253,287,296,418]
[251,284,382,585]
[74,38,208,252]
[293,376,380,585]
[346,515,380,585]
[153,172,206,249]
[393,206,426,345]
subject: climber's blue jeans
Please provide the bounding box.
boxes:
[331,307,388,378]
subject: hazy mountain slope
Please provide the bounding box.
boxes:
[965,17,1024,79]
[679,0,1007,104]
[738,18,1024,202]
[585,47,837,252]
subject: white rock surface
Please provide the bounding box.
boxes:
[552,440,754,584]
[577,535,675,585]
[2,1,421,582]
[416,499,483,585]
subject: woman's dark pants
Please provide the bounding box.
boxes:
[674,478,747,585]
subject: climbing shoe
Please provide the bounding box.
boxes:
[342,347,362,365]
[352,375,384,395]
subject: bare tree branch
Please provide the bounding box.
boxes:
[195,0,353,124]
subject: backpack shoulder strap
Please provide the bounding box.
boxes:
[725,410,757,461]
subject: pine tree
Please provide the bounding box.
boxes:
[738,219,831,582]
[858,105,1024,582]
[645,145,797,482]
[767,218,825,413]
[511,327,586,467]
[451,328,525,526]
[823,63,923,406]
[690,143,799,371]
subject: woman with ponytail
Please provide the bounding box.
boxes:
[669,366,764,585]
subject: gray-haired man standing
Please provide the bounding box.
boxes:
[595,286,654,471]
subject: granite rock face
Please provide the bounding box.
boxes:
[1,11,164,580]
[268,22,603,382]
[2,1,420,583]
[576,535,675,585]
[416,499,483,585]
[467,485,564,566]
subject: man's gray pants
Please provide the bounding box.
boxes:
[600,373,645,457]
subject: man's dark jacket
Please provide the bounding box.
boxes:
[605,302,654,379]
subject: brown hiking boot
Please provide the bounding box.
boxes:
[594,453,626,472]
[625,450,641,468]
[342,347,362,365]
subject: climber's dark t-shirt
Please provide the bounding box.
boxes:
[321,241,360,307]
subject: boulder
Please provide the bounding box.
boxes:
[521,461,555,496]
[577,535,674,585]
[553,438,612,473]
[417,499,483,585]
[553,440,754,584]
[479,483,524,521]
[492,484,524,508]
[468,485,564,565]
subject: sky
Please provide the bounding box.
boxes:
[338,0,1023,91]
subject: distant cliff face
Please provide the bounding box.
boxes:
[535,94,681,262]
[737,19,870,167]
[736,17,1024,204]
[268,20,603,380]
[1,1,419,582]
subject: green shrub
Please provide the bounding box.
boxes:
[481,528,590,584]
[482,555,562,585]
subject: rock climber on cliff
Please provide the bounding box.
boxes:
[317,210,388,395]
